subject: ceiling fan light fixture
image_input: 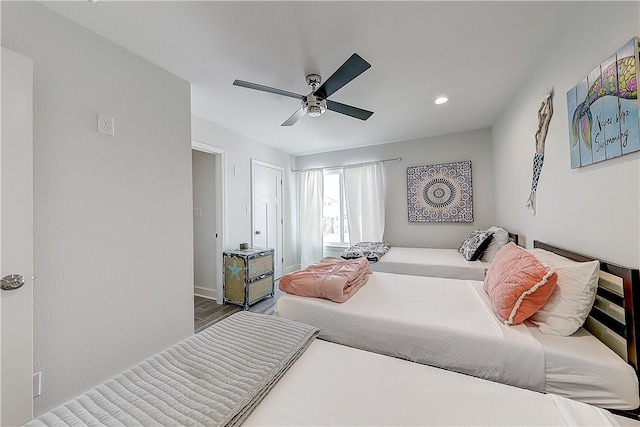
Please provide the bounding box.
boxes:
[303,95,327,117]
[233,53,372,126]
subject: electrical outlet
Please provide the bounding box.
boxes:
[97,114,114,136]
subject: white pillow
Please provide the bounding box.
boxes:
[528,248,600,336]
[480,227,510,262]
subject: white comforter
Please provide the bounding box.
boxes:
[276,272,546,392]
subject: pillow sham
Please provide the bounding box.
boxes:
[528,248,600,336]
[480,226,510,262]
[458,229,494,261]
[483,243,558,325]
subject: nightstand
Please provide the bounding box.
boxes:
[223,247,274,310]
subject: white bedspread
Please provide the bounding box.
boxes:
[245,340,624,426]
[370,247,488,279]
[276,271,546,392]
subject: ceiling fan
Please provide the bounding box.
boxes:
[233,53,373,126]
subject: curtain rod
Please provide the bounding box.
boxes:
[291,157,402,172]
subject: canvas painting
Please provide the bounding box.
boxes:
[407,161,473,222]
[567,37,639,168]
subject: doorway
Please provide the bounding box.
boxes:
[192,142,226,303]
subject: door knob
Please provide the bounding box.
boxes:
[255,230,261,235]
[1,274,25,291]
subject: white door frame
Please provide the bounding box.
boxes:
[251,159,284,279]
[191,141,226,304]
[1,47,34,426]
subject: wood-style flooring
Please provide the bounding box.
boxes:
[194,282,284,333]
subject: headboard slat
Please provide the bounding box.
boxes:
[600,270,625,297]
[507,232,519,246]
[593,294,626,325]
[584,317,628,362]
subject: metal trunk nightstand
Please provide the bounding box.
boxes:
[223,247,274,310]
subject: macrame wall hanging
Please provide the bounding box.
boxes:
[525,89,554,215]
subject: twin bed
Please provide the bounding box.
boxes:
[277,241,640,412]
[27,242,640,426]
[28,311,631,427]
[352,229,518,280]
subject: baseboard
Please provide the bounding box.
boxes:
[194,285,217,301]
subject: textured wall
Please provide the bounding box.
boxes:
[191,116,297,274]
[492,1,640,268]
[2,2,194,415]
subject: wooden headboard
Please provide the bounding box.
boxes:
[533,241,640,414]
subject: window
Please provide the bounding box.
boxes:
[322,169,349,246]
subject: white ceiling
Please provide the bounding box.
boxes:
[42,1,585,155]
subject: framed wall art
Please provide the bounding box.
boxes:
[407,161,473,223]
[567,37,639,168]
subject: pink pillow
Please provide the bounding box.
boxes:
[483,243,558,325]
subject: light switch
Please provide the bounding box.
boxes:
[193,208,202,218]
[246,205,251,214]
[234,166,240,176]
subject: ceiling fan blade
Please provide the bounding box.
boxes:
[314,53,371,99]
[281,107,305,126]
[233,80,304,100]
[326,100,373,121]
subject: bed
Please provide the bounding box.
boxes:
[27,312,634,426]
[368,229,519,280]
[369,246,490,279]
[276,241,640,412]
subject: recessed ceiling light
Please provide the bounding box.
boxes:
[435,97,449,105]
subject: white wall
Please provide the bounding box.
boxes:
[295,128,495,249]
[192,150,217,299]
[2,2,194,415]
[191,116,298,273]
[492,1,640,268]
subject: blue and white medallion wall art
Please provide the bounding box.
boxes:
[407,161,473,222]
[567,37,640,168]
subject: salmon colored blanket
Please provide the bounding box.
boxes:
[279,257,372,303]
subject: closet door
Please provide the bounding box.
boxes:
[251,160,283,279]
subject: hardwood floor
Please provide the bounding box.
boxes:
[194,282,284,333]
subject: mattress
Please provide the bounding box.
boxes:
[244,339,627,426]
[275,271,639,409]
[527,323,640,410]
[370,246,488,279]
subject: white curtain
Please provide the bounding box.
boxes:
[344,162,385,244]
[298,169,324,268]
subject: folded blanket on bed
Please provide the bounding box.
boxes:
[340,241,391,262]
[27,312,319,427]
[280,257,372,302]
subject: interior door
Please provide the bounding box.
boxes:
[251,160,283,279]
[1,48,34,426]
